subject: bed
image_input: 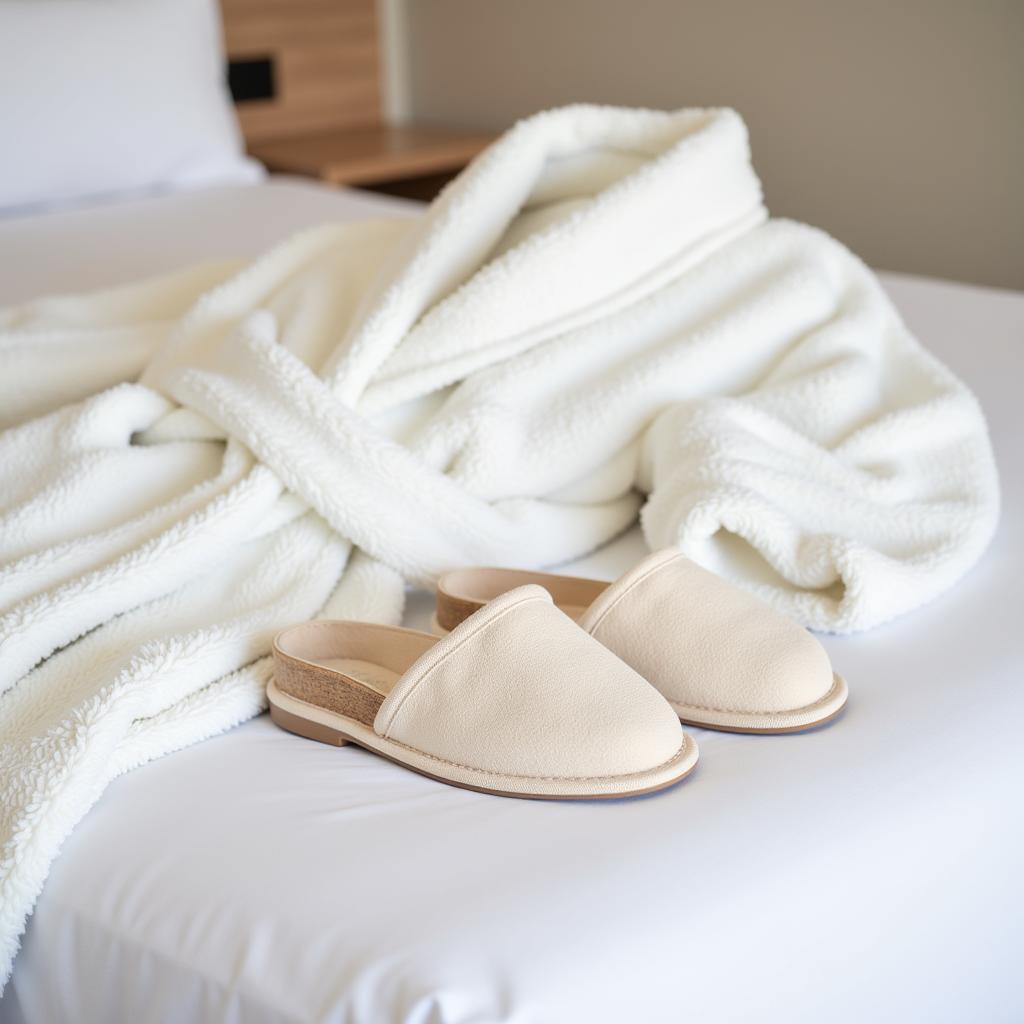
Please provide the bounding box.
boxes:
[0,177,1020,1024]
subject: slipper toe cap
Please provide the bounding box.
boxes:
[378,585,688,784]
[585,551,844,729]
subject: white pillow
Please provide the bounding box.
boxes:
[0,0,263,214]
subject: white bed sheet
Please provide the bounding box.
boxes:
[1,180,1021,1024]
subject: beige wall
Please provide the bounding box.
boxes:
[390,0,1023,290]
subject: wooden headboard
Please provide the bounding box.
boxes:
[220,0,382,145]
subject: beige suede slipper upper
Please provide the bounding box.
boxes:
[435,549,848,733]
[269,584,698,799]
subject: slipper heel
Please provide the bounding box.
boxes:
[268,697,351,747]
[435,588,482,633]
[271,625,394,747]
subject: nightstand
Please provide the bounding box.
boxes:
[249,123,494,201]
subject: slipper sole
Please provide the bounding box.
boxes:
[670,673,849,734]
[267,678,699,800]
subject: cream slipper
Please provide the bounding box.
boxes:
[268,585,698,799]
[434,550,848,734]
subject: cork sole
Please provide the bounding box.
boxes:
[266,677,699,800]
[273,621,434,731]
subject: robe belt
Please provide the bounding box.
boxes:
[142,313,574,580]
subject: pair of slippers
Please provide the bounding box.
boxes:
[268,549,848,800]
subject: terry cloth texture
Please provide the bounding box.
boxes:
[0,106,998,984]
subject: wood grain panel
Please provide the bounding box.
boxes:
[220,0,381,144]
[252,124,494,185]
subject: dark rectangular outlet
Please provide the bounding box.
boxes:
[227,56,276,103]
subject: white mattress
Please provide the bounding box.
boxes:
[1,180,1022,1024]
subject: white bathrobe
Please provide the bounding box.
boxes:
[0,106,999,983]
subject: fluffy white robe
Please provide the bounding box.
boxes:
[0,106,999,983]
